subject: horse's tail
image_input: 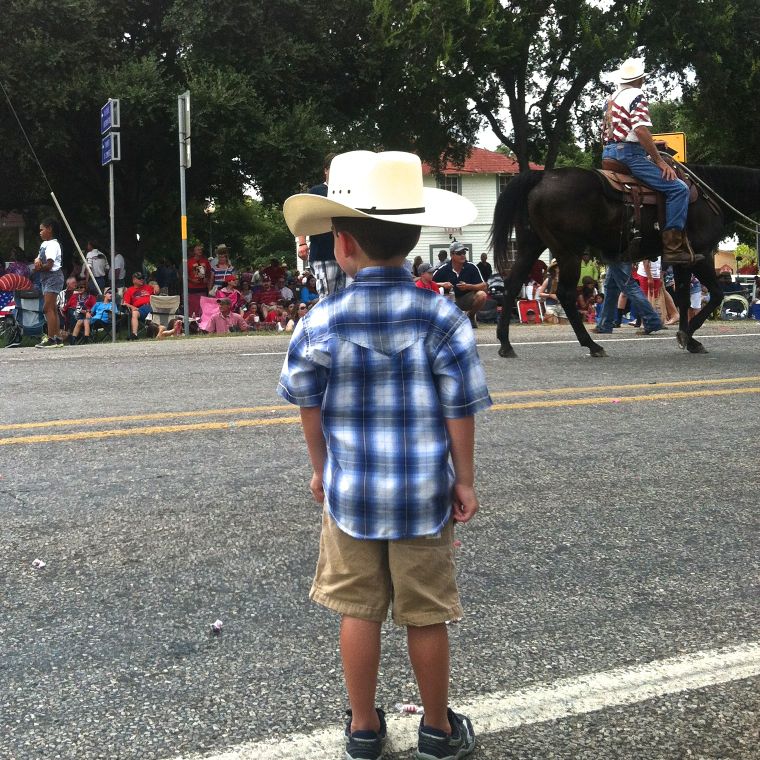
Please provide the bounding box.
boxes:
[489,170,544,273]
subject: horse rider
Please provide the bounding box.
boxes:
[601,57,702,265]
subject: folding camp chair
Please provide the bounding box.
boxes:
[198,296,220,332]
[517,299,544,324]
[149,295,181,328]
[1,290,44,347]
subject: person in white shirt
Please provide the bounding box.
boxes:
[85,240,110,295]
[113,251,126,292]
[33,218,65,347]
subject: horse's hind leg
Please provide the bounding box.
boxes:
[496,276,525,358]
[497,237,544,358]
[674,261,717,354]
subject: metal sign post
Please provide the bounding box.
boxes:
[178,91,191,335]
[101,98,121,342]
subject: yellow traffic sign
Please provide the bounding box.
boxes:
[652,132,687,162]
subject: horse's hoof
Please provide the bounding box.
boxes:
[590,346,607,358]
[687,340,707,354]
[676,330,689,349]
[499,346,517,358]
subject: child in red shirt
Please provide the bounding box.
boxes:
[415,262,451,293]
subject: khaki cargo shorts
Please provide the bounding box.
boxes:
[310,508,462,627]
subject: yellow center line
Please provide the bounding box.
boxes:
[491,386,760,411]
[1,385,759,446]
[0,405,293,432]
[3,376,760,435]
[0,417,302,446]
[490,375,760,399]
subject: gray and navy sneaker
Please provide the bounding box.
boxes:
[344,707,387,760]
[416,708,475,759]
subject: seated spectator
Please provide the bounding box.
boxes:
[576,276,597,323]
[537,261,567,324]
[216,274,244,311]
[433,241,487,327]
[244,301,265,327]
[255,275,282,305]
[57,276,78,330]
[88,287,115,329]
[123,271,158,340]
[595,293,605,324]
[240,280,254,306]
[283,303,298,332]
[415,262,450,292]
[294,302,309,324]
[278,276,294,304]
[300,275,319,305]
[718,271,744,294]
[206,297,249,334]
[263,303,287,330]
[146,316,199,339]
[68,287,114,343]
[64,279,96,336]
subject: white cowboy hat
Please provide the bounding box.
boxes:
[283,150,477,236]
[613,58,648,84]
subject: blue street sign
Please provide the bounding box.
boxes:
[100,99,120,135]
[101,133,121,166]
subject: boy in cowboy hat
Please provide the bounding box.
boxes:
[601,57,702,265]
[278,151,491,760]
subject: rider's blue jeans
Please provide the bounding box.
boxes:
[602,142,689,230]
[597,260,662,333]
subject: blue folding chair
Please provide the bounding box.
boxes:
[2,290,45,347]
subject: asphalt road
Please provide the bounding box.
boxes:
[1,321,758,760]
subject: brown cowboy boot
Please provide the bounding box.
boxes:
[661,229,704,265]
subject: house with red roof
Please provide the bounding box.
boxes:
[412,147,542,271]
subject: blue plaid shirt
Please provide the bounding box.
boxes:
[277,266,492,540]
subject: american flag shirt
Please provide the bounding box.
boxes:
[278,266,492,540]
[601,85,653,144]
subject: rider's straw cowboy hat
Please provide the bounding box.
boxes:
[283,150,477,237]
[613,58,648,84]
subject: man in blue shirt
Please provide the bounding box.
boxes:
[434,241,488,327]
[279,151,490,760]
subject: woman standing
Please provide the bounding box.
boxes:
[187,243,212,317]
[33,218,65,348]
[210,245,235,292]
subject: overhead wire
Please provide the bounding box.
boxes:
[0,77,101,292]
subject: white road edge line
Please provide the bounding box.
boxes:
[175,641,760,760]
[237,331,760,356]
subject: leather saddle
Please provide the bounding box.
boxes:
[596,152,701,229]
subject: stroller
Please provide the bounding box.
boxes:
[0,289,45,348]
[478,273,505,323]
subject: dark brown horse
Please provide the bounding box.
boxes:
[490,165,760,357]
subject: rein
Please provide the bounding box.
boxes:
[675,160,760,231]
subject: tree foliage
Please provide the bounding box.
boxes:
[0,0,756,271]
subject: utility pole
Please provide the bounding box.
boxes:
[178,91,191,334]
[101,98,121,343]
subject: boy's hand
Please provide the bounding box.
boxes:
[452,483,478,523]
[309,470,325,504]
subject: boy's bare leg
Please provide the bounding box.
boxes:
[340,616,382,732]
[408,623,451,733]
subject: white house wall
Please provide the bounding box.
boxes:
[409,174,501,267]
